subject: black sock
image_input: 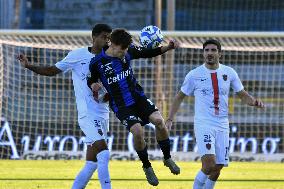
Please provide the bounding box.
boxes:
[158,138,171,160]
[136,146,151,168]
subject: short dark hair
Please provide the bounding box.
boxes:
[110,28,132,49]
[203,39,221,52]
[92,24,112,36]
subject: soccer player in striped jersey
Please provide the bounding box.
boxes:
[17,24,112,189]
[166,39,264,189]
[87,28,180,186]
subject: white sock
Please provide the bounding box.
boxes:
[97,150,111,189]
[72,161,97,189]
[193,170,208,189]
[205,179,216,189]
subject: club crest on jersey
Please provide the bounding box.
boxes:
[206,143,211,150]
[222,74,227,81]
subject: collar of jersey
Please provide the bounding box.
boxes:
[203,63,222,73]
[101,47,118,60]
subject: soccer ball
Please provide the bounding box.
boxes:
[139,25,163,49]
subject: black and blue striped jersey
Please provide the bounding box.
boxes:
[87,45,163,113]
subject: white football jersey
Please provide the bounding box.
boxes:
[55,47,109,119]
[181,64,243,130]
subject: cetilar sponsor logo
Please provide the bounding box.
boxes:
[107,70,131,84]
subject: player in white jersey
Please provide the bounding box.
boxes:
[166,39,264,189]
[17,24,112,189]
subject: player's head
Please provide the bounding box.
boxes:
[109,28,132,58]
[203,39,221,65]
[110,28,132,49]
[92,24,112,49]
[203,39,221,52]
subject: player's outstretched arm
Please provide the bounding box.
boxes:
[166,91,186,130]
[236,89,265,108]
[129,40,179,59]
[17,54,62,76]
[160,39,180,53]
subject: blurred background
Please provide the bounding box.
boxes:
[0,0,284,163]
[1,0,284,31]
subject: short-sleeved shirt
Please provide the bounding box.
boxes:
[181,63,243,130]
[55,47,109,119]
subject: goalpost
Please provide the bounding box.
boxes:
[0,30,283,161]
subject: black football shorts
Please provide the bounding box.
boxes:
[115,95,158,130]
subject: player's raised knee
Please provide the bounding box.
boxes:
[152,117,165,128]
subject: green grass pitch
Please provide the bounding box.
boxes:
[0,160,283,189]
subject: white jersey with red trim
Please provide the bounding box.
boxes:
[181,63,243,130]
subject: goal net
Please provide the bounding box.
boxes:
[0,30,283,161]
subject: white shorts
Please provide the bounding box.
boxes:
[78,114,109,145]
[194,126,229,166]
